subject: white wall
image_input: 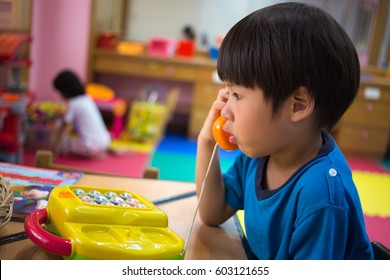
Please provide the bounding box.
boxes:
[125,0,361,49]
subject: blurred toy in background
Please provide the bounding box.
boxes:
[123,86,165,143]
[183,25,196,41]
[0,92,32,163]
[121,85,179,145]
[86,83,127,139]
[25,101,66,152]
[127,100,166,142]
[208,35,224,61]
[177,25,196,58]
[0,33,33,163]
[0,33,32,94]
[27,101,66,125]
[116,41,145,56]
[147,37,176,57]
[96,31,119,49]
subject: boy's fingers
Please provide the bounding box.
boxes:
[213,100,226,111]
[217,87,229,102]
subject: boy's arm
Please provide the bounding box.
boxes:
[195,89,236,226]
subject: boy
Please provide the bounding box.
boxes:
[196,2,373,259]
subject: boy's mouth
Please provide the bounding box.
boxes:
[223,125,236,143]
[229,135,237,144]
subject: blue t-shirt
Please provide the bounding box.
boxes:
[224,132,374,259]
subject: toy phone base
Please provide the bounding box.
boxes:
[64,253,185,260]
[24,186,186,260]
[45,222,185,260]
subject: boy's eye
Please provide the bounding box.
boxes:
[232,92,242,100]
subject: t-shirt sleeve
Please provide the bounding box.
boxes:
[223,153,246,210]
[290,205,348,259]
[289,159,374,260]
[289,204,374,259]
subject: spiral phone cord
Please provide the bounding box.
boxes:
[180,142,219,257]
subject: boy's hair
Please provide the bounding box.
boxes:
[217,2,360,131]
[53,70,85,99]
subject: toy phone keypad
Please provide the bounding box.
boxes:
[71,187,148,208]
[25,185,185,260]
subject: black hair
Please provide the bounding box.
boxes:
[217,2,360,131]
[53,70,85,99]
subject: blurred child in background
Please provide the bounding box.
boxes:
[52,70,111,158]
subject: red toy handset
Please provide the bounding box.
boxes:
[212,116,239,151]
[24,208,72,257]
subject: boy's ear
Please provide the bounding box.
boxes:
[289,86,315,122]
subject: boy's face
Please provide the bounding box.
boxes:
[221,85,293,158]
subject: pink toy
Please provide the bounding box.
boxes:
[147,37,176,57]
[86,83,127,139]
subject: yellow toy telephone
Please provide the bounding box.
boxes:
[24,185,185,260]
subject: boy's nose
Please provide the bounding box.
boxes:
[221,103,234,122]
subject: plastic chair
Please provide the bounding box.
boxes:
[86,83,127,139]
[34,149,159,179]
[371,241,390,260]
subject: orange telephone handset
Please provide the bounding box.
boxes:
[212,116,239,151]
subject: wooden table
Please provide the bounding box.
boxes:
[0,174,247,260]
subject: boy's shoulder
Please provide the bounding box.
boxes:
[301,138,352,181]
[293,147,355,210]
[298,132,352,182]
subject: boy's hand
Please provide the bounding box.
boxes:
[198,88,229,143]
